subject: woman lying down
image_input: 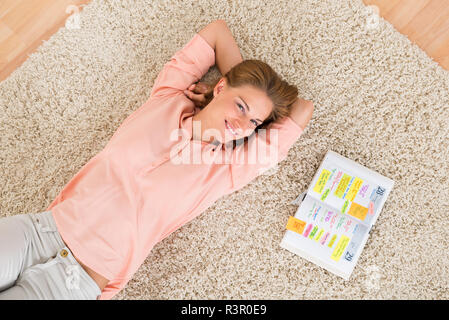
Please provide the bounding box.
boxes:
[0,20,313,300]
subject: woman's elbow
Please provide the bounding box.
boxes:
[290,99,314,131]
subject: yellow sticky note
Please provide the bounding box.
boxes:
[331,235,350,262]
[334,173,351,198]
[286,216,306,235]
[347,202,369,221]
[313,169,331,194]
[314,228,324,242]
[346,177,363,202]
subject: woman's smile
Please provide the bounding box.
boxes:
[225,119,238,136]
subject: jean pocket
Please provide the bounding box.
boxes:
[20,256,59,278]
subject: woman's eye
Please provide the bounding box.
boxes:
[237,103,258,126]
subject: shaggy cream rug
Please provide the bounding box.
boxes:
[0,0,448,299]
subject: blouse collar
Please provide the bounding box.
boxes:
[181,107,223,149]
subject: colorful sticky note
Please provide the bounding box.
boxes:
[303,224,313,237]
[320,188,330,201]
[314,228,324,241]
[320,232,330,245]
[328,234,337,248]
[309,226,319,239]
[334,173,351,198]
[368,201,374,215]
[341,200,350,214]
[313,169,331,194]
[346,177,364,202]
[286,216,306,235]
[331,235,350,262]
[347,201,369,221]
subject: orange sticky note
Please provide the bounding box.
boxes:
[347,201,369,221]
[328,234,337,248]
[286,216,306,235]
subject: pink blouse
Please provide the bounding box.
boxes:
[46,33,303,299]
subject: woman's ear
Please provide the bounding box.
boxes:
[215,77,226,96]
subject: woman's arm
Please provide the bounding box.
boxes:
[148,32,215,99]
[289,98,314,131]
[199,20,243,76]
[226,98,313,192]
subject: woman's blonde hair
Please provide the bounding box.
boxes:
[200,59,299,149]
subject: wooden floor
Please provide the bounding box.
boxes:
[0,0,90,82]
[363,0,449,70]
[1,0,449,82]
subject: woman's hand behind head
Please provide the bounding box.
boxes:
[183,82,212,108]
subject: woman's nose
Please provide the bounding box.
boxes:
[234,119,247,135]
[240,117,255,134]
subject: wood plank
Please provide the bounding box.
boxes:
[383,0,430,30]
[363,0,402,14]
[363,0,449,70]
[2,0,54,35]
[12,0,73,45]
[415,5,449,49]
[0,0,23,19]
[0,0,89,82]
[0,22,27,63]
[401,0,448,46]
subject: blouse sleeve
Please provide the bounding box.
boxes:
[149,33,216,99]
[227,116,304,193]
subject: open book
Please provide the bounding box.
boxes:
[280,150,394,280]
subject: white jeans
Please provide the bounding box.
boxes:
[0,211,101,300]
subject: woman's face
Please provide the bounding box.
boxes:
[192,78,273,144]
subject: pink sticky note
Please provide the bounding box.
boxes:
[368,201,374,215]
[303,224,313,237]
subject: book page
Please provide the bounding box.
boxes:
[306,151,393,227]
[282,194,369,279]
